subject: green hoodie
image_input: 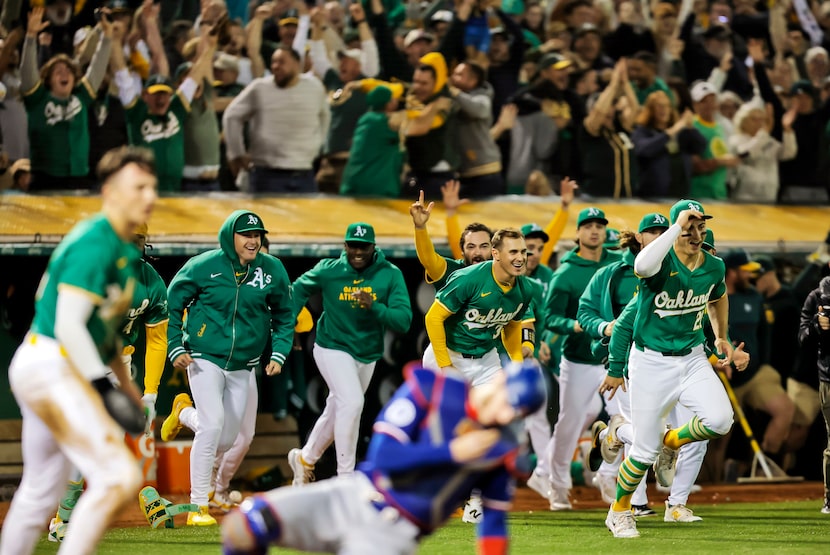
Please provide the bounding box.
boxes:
[167,211,294,370]
[293,249,412,363]
[543,247,621,365]
[576,249,639,358]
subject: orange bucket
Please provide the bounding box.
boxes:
[125,432,159,489]
[156,441,191,495]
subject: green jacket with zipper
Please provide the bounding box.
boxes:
[167,211,294,370]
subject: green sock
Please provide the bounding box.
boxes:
[665,415,723,449]
[612,457,649,511]
[57,478,85,522]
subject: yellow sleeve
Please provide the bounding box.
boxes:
[295,307,314,333]
[405,108,447,129]
[129,50,150,81]
[446,213,463,261]
[425,302,454,368]
[415,227,449,284]
[540,207,569,267]
[144,320,169,394]
[359,78,405,99]
[502,320,523,363]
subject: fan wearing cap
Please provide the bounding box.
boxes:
[20,7,113,191]
[722,249,795,458]
[779,79,830,203]
[288,223,412,481]
[164,210,295,525]
[308,2,380,193]
[340,85,405,197]
[687,80,738,200]
[603,199,737,538]
[222,362,545,555]
[110,17,217,192]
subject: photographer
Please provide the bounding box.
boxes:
[798,276,830,514]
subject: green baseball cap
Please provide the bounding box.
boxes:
[669,199,713,225]
[521,223,549,243]
[233,212,268,234]
[345,222,375,244]
[702,229,716,252]
[144,74,174,94]
[576,207,608,227]
[604,228,621,249]
[638,212,670,233]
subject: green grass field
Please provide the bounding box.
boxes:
[30,500,830,554]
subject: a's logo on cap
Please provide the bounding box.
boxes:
[353,225,367,237]
[587,208,600,216]
[248,215,259,225]
[653,214,666,224]
[687,202,701,212]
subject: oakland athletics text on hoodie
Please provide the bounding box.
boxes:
[292,249,412,363]
[166,211,295,371]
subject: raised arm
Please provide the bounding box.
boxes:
[140,0,169,77]
[539,177,576,266]
[584,61,621,136]
[246,2,271,79]
[411,190,450,282]
[84,19,114,94]
[350,2,379,78]
[21,8,50,94]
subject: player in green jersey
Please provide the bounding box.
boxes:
[0,146,157,555]
[48,222,170,541]
[605,199,736,539]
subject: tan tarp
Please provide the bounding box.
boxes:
[0,195,827,250]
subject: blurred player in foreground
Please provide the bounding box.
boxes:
[0,146,157,555]
[221,361,546,555]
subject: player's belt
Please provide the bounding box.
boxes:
[635,344,692,357]
[460,352,484,359]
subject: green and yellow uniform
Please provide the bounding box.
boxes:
[435,261,535,357]
[24,80,95,178]
[121,259,168,347]
[32,214,140,363]
[690,116,729,200]
[125,94,190,192]
[633,249,726,355]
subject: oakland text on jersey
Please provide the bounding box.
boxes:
[140,114,181,142]
[463,304,524,330]
[44,98,83,125]
[652,284,716,318]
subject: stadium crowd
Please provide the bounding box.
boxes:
[0,0,830,202]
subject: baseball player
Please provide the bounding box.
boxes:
[49,223,170,540]
[288,223,412,482]
[411,188,493,291]
[0,146,157,555]
[163,210,295,526]
[221,362,547,555]
[604,199,736,539]
[577,213,670,515]
[539,207,621,510]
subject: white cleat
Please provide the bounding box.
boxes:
[288,448,315,487]
[664,501,703,522]
[462,496,484,523]
[592,473,617,505]
[602,415,625,464]
[653,444,678,488]
[549,487,572,511]
[606,508,640,538]
[527,472,552,501]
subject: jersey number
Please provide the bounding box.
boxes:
[693,310,704,331]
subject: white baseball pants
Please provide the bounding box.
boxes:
[668,403,708,507]
[186,358,252,506]
[421,343,501,387]
[302,345,376,476]
[0,334,141,555]
[181,368,259,494]
[546,357,607,490]
[628,345,732,465]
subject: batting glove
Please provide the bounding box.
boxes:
[142,393,157,436]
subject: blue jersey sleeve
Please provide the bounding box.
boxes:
[366,369,454,473]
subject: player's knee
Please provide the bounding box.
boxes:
[222,496,281,555]
[337,396,365,419]
[701,407,733,437]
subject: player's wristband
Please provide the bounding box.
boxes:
[521,328,535,346]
